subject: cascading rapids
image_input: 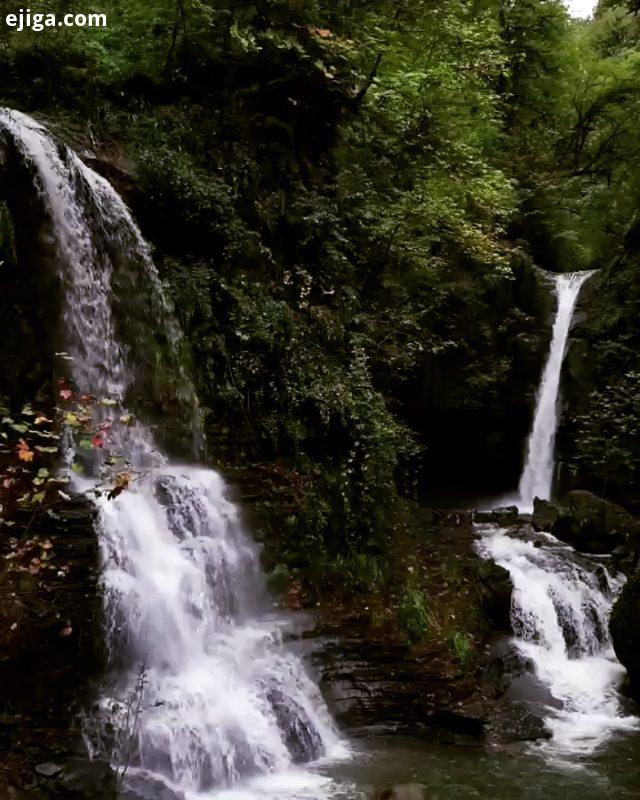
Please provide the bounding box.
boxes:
[476,526,638,755]
[0,108,343,796]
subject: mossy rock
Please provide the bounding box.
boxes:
[610,570,640,693]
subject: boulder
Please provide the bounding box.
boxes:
[376,785,427,800]
[491,506,519,526]
[477,561,513,630]
[487,702,551,743]
[532,498,560,532]
[610,571,640,692]
[534,491,640,557]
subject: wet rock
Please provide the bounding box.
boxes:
[376,785,427,800]
[613,546,636,574]
[535,491,640,556]
[477,561,512,630]
[55,759,115,796]
[532,498,560,532]
[610,571,640,693]
[34,762,62,778]
[268,689,323,763]
[488,702,551,743]
[121,773,183,800]
[491,506,518,526]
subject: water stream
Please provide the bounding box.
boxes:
[518,271,594,511]
[476,268,638,760]
[476,527,637,755]
[0,108,344,799]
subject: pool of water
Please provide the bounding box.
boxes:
[316,730,640,799]
[202,728,640,800]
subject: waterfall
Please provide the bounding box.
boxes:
[0,109,343,797]
[476,526,638,755]
[518,271,594,512]
[474,269,638,757]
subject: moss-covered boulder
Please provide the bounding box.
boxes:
[534,490,640,557]
[610,570,640,692]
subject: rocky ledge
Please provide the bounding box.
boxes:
[0,497,106,799]
[533,489,640,567]
[302,511,549,745]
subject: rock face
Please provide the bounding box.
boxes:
[610,571,640,692]
[476,560,513,631]
[532,491,640,558]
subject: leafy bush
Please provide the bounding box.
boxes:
[398,584,430,644]
[449,630,472,667]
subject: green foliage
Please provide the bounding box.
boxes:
[398,583,430,644]
[449,630,473,667]
[572,371,640,493]
[5,0,640,557]
[315,551,385,593]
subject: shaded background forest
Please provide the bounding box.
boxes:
[1,0,640,585]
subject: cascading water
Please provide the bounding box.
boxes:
[518,271,594,512]
[0,109,344,798]
[475,268,637,758]
[476,527,638,755]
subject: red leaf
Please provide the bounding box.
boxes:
[60,389,73,401]
[91,433,105,449]
[17,439,34,463]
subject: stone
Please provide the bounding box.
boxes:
[491,506,519,525]
[535,491,640,556]
[532,498,560,532]
[55,759,116,797]
[376,784,428,800]
[473,510,494,523]
[488,703,551,743]
[477,561,513,630]
[35,762,62,778]
[610,571,640,694]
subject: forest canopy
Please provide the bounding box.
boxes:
[1,0,640,569]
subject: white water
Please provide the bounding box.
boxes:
[474,268,638,757]
[477,527,638,755]
[0,109,344,798]
[518,271,594,512]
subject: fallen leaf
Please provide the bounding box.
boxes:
[17,440,34,463]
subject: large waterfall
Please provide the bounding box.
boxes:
[476,268,637,757]
[518,271,594,511]
[0,109,343,798]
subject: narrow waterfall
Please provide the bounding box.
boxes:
[518,271,594,511]
[476,527,638,754]
[0,109,343,797]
